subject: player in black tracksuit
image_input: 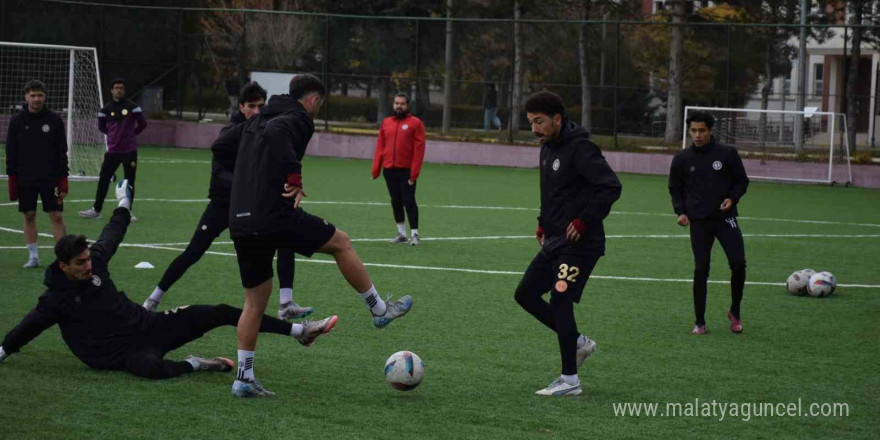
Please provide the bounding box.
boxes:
[226,75,411,397]
[669,111,749,334]
[143,83,309,321]
[515,91,622,396]
[5,80,69,268]
[0,185,307,379]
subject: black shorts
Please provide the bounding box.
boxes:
[518,249,601,303]
[18,179,63,213]
[233,211,336,288]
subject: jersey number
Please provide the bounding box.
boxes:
[557,264,581,282]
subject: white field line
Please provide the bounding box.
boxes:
[1,226,877,289]
[1,198,877,229]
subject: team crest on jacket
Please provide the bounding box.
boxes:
[42,124,50,133]
[552,159,560,171]
[402,124,409,130]
[91,275,102,286]
[712,161,722,170]
[122,109,129,116]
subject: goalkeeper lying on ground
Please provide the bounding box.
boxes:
[0,180,337,380]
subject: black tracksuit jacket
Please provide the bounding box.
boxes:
[1,209,154,370]
[207,110,246,202]
[538,119,622,254]
[226,95,315,238]
[5,106,68,181]
[668,138,750,220]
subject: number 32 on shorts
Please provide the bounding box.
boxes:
[557,263,580,282]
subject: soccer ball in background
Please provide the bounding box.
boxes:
[385,351,425,391]
[807,271,836,297]
[786,269,816,295]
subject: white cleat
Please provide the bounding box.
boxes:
[278,302,314,320]
[372,295,413,329]
[143,298,160,312]
[535,377,582,396]
[576,338,597,369]
[389,234,408,244]
[410,234,420,246]
[232,379,276,398]
[22,258,40,269]
[78,207,101,219]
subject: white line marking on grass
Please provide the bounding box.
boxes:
[0,198,878,228]
[139,158,212,164]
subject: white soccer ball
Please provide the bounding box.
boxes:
[807,271,836,297]
[384,351,425,391]
[786,269,815,295]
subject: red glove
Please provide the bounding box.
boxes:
[286,173,302,189]
[536,225,544,240]
[570,219,586,234]
[56,177,69,197]
[8,175,17,202]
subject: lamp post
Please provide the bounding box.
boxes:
[315,52,328,130]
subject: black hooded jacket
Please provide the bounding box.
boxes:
[208,110,246,201]
[5,106,68,181]
[227,95,315,237]
[668,138,749,220]
[538,119,622,254]
[1,209,154,369]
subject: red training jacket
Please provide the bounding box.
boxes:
[372,113,426,181]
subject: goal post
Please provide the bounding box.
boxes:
[682,106,853,185]
[0,42,106,180]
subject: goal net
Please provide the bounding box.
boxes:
[0,42,106,179]
[683,106,853,185]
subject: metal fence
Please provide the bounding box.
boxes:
[2,0,878,148]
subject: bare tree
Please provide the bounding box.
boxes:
[663,0,685,143]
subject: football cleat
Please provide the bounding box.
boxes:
[389,234,408,244]
[278,302,314,321]
[727,311,743,334]
[186,356,234,372]
[372,295,413,329]
[143,298,160,312]
[535,377,582,396]
[22,258,40,269]
[692,324,707,335]
[232,379,276,398]
[410,234,421,246]
[296,315,338,347]
[77,207,101,219]
[576,338,597,369]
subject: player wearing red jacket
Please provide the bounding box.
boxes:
[371,93,426,245]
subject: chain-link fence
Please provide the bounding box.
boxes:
[2,0,878,149]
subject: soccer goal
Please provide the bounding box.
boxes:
[682,106,853,186]
[0,42,106,179]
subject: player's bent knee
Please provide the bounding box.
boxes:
[729,261,746,272]
[48,211,63,222]
[23,211,37,222]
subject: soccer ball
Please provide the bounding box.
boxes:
[807,271,836,297]
[384,351,425,391]
[786,269,815,295]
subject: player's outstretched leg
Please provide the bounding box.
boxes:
[185,356,234,372]
[317,229,412,328]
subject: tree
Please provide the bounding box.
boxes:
[839,0,880,152]
[663,0,685,143]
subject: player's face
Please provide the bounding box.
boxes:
[111,83,125,100]
[393,97,409,116]
[24,90,46,113]
[239,98,265,120]
[60,249,93,281]
[689,122,712,147]
[527,112,562,144]
[302,94,323,119]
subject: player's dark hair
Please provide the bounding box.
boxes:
[394,92,410,104]
[23,80,46,94]
[239,81,267,104]
[111,78,126,87]
[55,234,89,264]
[289,74,325,99]
[524,90,565,117]
[686,111,715,129]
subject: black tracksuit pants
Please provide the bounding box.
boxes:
[689,217,746,325]
[157,200,295,292]
[94,151,138,212]
[382,167,418,229]
[122,304,291,379]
